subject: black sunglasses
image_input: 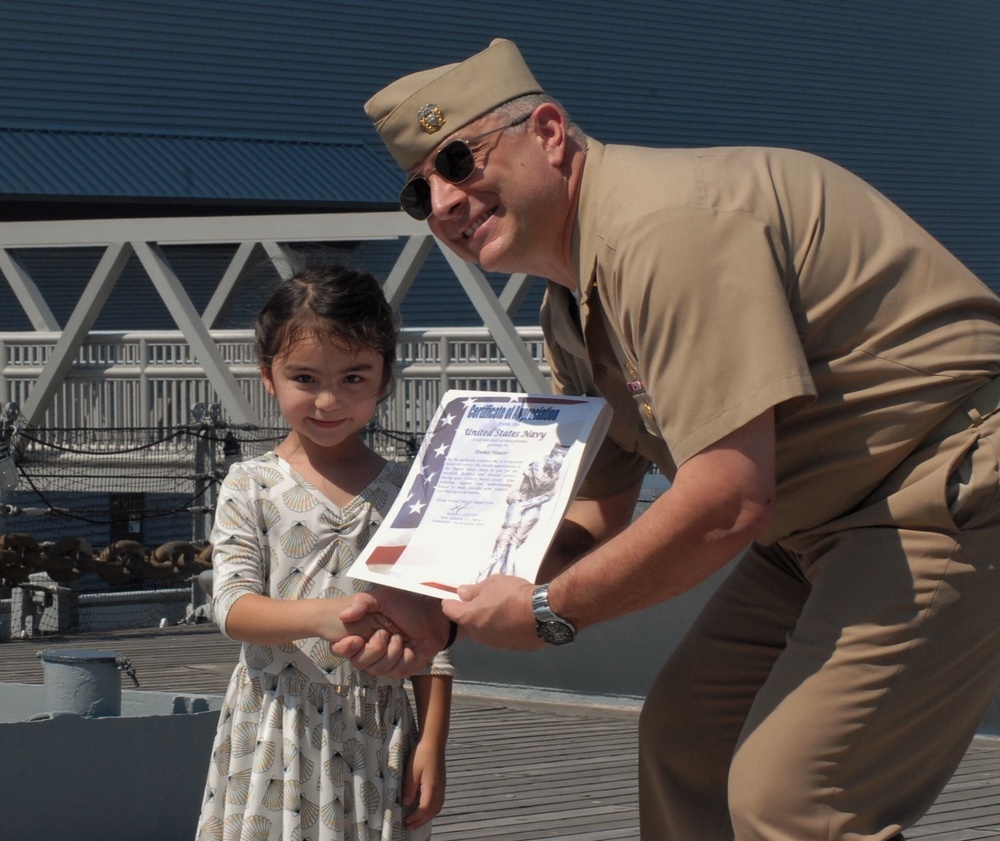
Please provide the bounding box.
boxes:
[398,113,531,221]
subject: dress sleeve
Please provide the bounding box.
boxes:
[209,463,267,639]
[418,648,455,677]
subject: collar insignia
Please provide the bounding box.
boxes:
[417,104,446,134]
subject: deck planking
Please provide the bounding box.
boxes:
[1,626,998,840]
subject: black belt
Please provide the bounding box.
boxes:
[923,375,1000,446]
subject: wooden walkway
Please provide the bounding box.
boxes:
[2,626,999,840]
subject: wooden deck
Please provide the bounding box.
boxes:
[2,626,998,840]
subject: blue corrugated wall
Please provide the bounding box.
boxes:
[0,0,997,325]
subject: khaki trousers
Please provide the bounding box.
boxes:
[639,412,1000,840]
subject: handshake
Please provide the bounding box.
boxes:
[333,574,548,677]
[333,587,452,678]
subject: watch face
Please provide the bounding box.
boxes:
[537,620,575,645]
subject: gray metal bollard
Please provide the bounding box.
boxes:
[37,649,139,718]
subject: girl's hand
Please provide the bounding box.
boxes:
[342,610,403,639]
[403,740,447,829]
[307,597,404,652]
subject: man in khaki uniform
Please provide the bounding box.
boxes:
[341,38,1000,840]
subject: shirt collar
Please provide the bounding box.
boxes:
[572,137,605,306]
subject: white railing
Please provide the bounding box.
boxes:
[0,327,549,434]
[0,211,551,428]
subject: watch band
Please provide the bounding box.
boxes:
[532,584,576,645]
[531,584,565,622]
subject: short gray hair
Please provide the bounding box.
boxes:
[488,93,586,145]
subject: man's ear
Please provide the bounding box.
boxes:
[532,102,570,166]
[260,364,276,397]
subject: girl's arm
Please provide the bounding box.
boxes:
[404,673,454,829]
[224,592,392,646]
[211,464,399,648]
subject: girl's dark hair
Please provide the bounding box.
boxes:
[255,261,399,398]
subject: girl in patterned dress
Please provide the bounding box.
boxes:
[196,263,453,841]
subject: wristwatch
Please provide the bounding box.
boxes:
[532,584,576,645]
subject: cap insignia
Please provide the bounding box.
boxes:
[417,104,446,134]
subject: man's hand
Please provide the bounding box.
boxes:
[441,574,544,651]
[333,589,449,678]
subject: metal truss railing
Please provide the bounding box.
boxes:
[0,211,550,428]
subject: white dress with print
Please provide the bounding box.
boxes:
[196,453,452,841]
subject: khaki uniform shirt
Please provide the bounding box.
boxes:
[543,140,1000,543]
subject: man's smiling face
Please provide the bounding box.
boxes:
[417,108,563,276]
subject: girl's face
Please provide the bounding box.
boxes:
[261,330,385,453]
